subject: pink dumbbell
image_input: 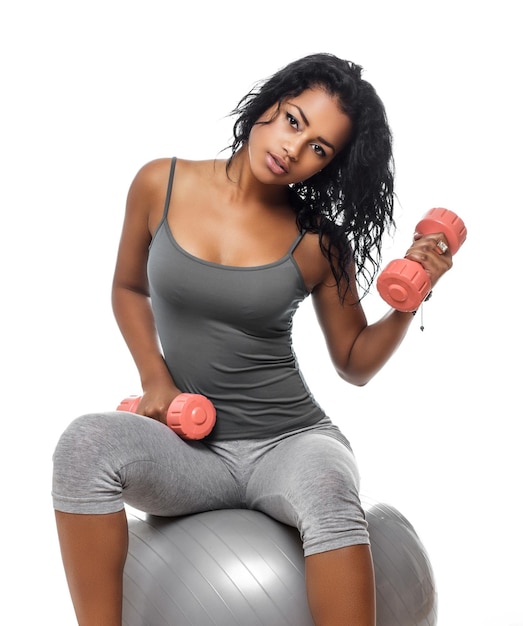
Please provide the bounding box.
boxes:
[376,207,467,312]
[117,393,216,440]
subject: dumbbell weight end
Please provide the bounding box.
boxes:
[117,393,216,440]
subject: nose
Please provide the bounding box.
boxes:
[283,136,302,161]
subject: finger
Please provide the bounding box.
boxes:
[435,239,449,255]
[412,232,450,256]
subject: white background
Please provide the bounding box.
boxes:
[1,1,521,624]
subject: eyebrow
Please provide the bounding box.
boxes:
[288,102,337,153]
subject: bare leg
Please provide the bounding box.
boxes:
[55,510,128,626]
[305,544,376,626]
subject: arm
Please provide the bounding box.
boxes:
[312,231,453,386]
[111,159,180,421]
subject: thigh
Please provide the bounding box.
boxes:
[245,431,369,556]
[52,411,242,516]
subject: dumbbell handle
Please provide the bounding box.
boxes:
[377,207,467,312]
[117,393,216,440]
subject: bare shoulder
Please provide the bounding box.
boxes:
[127,157,213,210]
[130,158,173,196]
[129,156,215,191]
[133,158,224,197]
[127,158,225,231]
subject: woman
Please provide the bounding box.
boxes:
[52,53,453,625]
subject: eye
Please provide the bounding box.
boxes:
[286,112,299,129]
[311,143,327,158]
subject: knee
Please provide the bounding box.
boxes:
[54,413,112,461]
[52,412,128,485]
[52,412,128,514]
[288,438,368,554]
[293,435,362,500]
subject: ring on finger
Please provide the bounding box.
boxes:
[436,240,449,254]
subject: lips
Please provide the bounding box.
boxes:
[266,152,288,175]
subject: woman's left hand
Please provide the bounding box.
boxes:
[404,231,453,289]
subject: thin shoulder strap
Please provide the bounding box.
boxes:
[288,230,306,255]
[161,157,177,220]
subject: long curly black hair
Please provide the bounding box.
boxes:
[227,53,395,301]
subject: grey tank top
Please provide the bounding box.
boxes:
[147,158,326,440]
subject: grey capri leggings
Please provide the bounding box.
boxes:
[52,412,369,556]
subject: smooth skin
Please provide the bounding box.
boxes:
[56,88,452,625]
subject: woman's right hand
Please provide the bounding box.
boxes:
[136,385,182,424]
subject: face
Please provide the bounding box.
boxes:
[248,88,352,185]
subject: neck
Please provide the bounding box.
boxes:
[225,147,290,206]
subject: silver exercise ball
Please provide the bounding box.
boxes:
[366,503,438,625]
[123,505,437,626]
